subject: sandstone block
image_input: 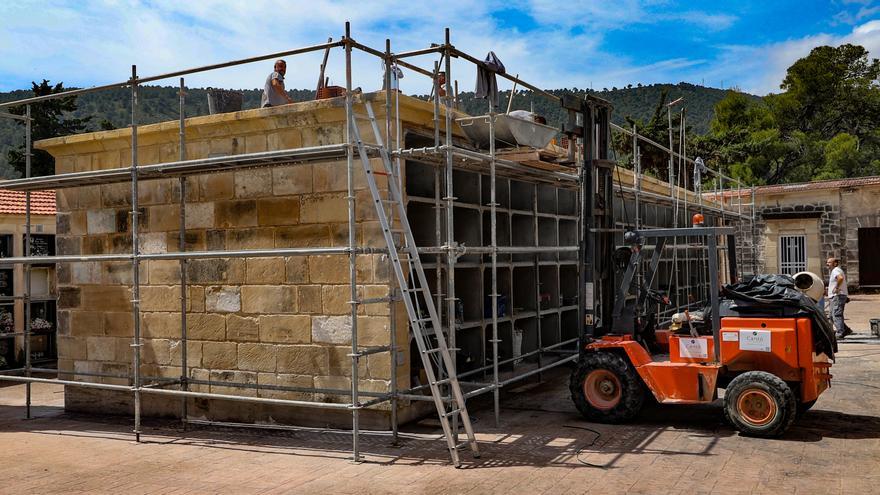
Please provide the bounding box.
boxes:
[285,257,309,283]
[321,285,351,315]
[57,335,87,360]
[69,211,88,235]
[148,260,181,284]
[58,287,81,310]
[142,338,172,365]
[186,259,245,284]
[206,230,226,250]
[77,185,103,210]
[142,312,180,339]
[198,173,234,201]
[103,311,134,337]
[137,180,173,205]
[366,351,393,380]
[257,197,300,226]
[259,315,311,344]
[234,169,273,199]
[87,209,117,234]
[314,375,351,403]
[56,310,70,336]
[275,224,331,248]
[296,285,322,313]
[237,343,277,372]
[328,345,366,377]
[71,262,102,284]
[226,228,275,250]
[312,315,352,344]
[272,165,312,195]
[257,372,313,400]
[246,257,285,284]
[148,204,181,232]
[202,341,237,369]
[169,340,203,368]
[187,313,226,341]
[166,230,207,252]
[300,193,348,224]
[312,163,348,192]
[308,255,349,284]
[358,378,391,395]
[357,316,390,347]
[140,285,178,312]
[276,345,328,375]
[205,286,241,313]
[362,285,390,316]
[56,236,82,256]
[102,261,134,285]
[188,285,206,312]
[209,369,257,397]
[115,338,133,364]
[215,200,257,228]
[185,202,215,229]
[70,310,105,337]
[102,183,131,208]
[241,285,296,314]
[244,134,267,154]
[226,314,259,342]
[80,286,132,312]
[86,336,116,362]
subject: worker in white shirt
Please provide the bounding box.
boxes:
[826,257,853,339]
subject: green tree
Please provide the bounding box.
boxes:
[773,44,880,140]
[6,80,90,177]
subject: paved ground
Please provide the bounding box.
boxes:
[1,296,879,494]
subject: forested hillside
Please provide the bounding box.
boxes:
[0,83,735,178]
[3,41,877,187]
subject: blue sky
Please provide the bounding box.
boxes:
[1,0,878,95]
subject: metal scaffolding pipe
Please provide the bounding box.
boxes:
[130,65,143,442]
[0,40,344,110]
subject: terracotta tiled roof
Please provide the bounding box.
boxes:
[704,175,880,199]
[0,190,56,215]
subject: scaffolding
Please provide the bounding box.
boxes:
[0,23,758,466]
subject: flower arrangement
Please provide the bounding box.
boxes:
[0,311,13,334]
[31,318,53,331]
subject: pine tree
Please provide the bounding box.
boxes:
[6,80,90,177]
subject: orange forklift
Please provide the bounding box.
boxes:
[569,225,836,437]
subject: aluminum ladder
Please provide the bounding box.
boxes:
[348,100,480,467]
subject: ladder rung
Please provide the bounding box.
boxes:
[423,347,459,355]
[444,408,461,418]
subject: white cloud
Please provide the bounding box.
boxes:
[704,20,880,95]
[1,0,867,102]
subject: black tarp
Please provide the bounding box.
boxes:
[722,274,837,360]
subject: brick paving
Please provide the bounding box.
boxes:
[1,295,879,494]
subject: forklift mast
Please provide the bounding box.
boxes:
[561,94,615,349]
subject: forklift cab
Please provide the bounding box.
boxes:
[570,225,833,437]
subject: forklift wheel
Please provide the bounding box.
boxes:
[724,371,796,437]
[570,352,644,423]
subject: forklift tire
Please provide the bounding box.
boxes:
[570,352,644,423]
[724,371,796,438]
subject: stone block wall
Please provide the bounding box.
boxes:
[754,202,840,276]
[41,94,423,427]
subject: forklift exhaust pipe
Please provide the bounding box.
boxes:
[793,271,824,302]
